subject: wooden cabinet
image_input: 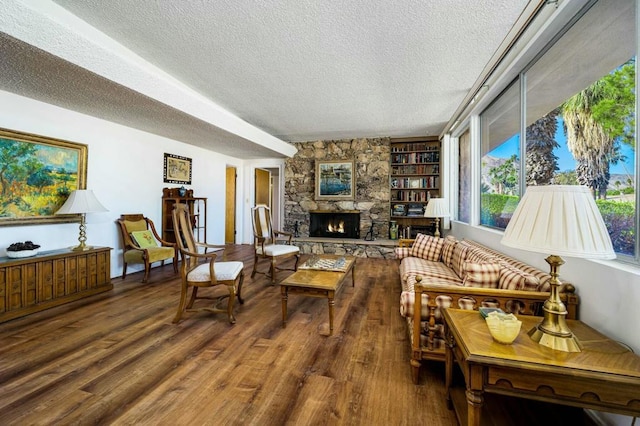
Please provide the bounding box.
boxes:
[0,246,112,323]
[161,187,207,244]
[390,136,440,238]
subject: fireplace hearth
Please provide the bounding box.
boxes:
[309,210,360,239]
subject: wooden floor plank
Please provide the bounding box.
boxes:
[0,246,459,424]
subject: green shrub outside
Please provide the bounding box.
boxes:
[480,193,519,228]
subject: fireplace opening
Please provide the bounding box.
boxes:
[309,211,360,239]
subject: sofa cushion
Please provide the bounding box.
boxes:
[400,268,463,318]
[399,257,463,285]
[440,236,457,268]
[462,240,553,291]
[499,264,540,291]
[462,261,501,288]
[451,242,470,279]
[465,247,496,264]
[409,233,444,261]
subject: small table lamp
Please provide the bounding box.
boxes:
[501,185,615,352]
[55,190,108,251]
[423,198,449,238]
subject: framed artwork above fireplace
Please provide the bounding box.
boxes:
[315,160,355,200]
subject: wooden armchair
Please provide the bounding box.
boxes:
[116,214,178,283]
[172,203,244,324]
[251,204,300,284]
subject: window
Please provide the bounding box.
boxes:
[475,0,637,260]
[480,81,521,229]
[524,0,636,257]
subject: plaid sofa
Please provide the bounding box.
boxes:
[396,235,579,384]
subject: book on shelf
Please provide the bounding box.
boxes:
[393,204,406,216]
[406,203,424,216]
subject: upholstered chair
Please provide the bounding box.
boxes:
[172,203,244,324]
[116,214,178,283]
[251,204,300,284]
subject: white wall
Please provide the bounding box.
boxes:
[0,90,245,278]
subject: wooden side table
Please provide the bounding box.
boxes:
[443,309,640,426]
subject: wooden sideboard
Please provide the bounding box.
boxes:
[0,247,112,323]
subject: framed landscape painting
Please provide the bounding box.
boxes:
[163,153,192,184]
[315,160,355,200]
[0,128,87,226]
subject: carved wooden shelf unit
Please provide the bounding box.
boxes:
[0,246,112,323]
[390,136,440,238]
[161,187,207,244]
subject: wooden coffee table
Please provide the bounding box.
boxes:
[280,254,356,335]
[443,308,640,426]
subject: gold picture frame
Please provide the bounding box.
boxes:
[0,128,87,226]
[315,160,355,200]
[163,153,192,184]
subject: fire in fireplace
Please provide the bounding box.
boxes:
[327,220,345,234]
[309,211,360,239]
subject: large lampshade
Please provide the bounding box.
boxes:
[424,198,449,238]
[501,185,615,352]
[56,190,108,251]
[502,185,614,259]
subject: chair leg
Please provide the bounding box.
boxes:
[187,287,198,309]
[226,284,237,324]
[142,262,150,283]
[293,254,300,271]
[122,262,128,279]
[172,252,178,273]
[270,258,277,284]
[251,253,259,278]
[173,282,189,323]
[237,270,245,304]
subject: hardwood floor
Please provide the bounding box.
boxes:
[0,245,457,425]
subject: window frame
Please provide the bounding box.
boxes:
[452,0,639,265]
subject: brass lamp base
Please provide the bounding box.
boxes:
[528,323,582,352]
[70,214,93,251]
[529,254,582,353]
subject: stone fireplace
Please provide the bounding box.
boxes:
[309,210,360,239]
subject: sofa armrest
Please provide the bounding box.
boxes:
[412,276,579,353]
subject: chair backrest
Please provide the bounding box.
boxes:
[172,204,198,265]
[251,204,274,245]
[117,214,151,247]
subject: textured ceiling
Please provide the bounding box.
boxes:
[1,0,529,158]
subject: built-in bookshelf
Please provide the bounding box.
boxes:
[389,137,440,238]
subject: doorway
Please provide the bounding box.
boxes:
[254,167,281,231]
[225,167,236,244]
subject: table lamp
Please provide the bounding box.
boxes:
[55,189,108,251]
[501,185,615,352]
[423,198,449,238]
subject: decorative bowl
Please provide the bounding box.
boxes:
[485,312,522,344]
[6,249,39,258]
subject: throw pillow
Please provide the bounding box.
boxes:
[451,243,470,279]
[440,236,457,268]
[409,233,444,262]
[462,261,501,288]
[499,265,540,291]
[131,230,158,248]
